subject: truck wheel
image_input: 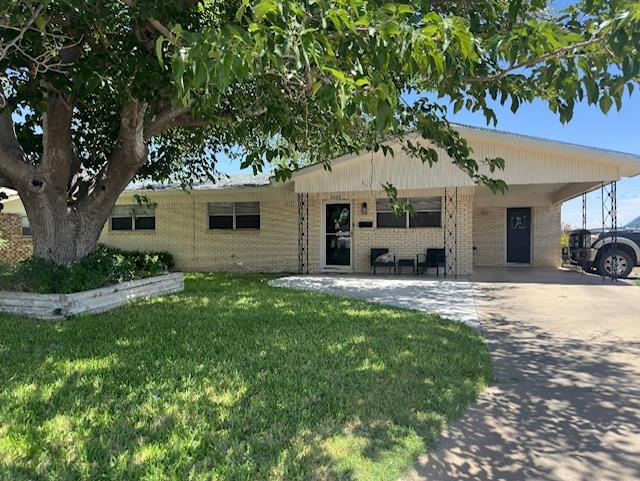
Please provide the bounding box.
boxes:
[596,248,634,278]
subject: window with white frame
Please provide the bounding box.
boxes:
[208,202,260,230]
[408,197,442,227]
[376,199,407,228]
[20,216,32,237]
[110,205,156,231]
[376,197,441,228]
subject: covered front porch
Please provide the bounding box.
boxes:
[294,181,600,277]
[287,125,631,278]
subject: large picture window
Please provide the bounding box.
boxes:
[209,202,260,230]
[376,197,441,228]
[111,205,156,231]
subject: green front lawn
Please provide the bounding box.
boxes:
[0,274,491,481]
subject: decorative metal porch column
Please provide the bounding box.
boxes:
[601,181,618,281]
[298,193,309,274]
[443,187,458,278]
[582,193,587,230]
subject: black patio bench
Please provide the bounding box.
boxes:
[370,248,396,274]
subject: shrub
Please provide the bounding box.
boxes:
[0,245,174,293]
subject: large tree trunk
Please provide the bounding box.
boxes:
[19,188,109,265]
[1,95,149,266]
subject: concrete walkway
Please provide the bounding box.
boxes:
[403,267,640,481]
[269,275,480,330]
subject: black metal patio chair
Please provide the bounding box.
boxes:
[416,248,446,277]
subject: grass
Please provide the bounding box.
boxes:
[0,273,492,481]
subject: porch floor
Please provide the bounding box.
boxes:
[269,275,480,330]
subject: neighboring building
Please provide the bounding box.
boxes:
[2,125,640,275]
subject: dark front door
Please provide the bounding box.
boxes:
[325,203,351,267]
[507,208,531,263]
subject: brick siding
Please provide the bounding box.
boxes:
[0,213,33,263]
[1,188,561,273]
[306,188,474,275]
[473,205,561,267]
[532,205,562,267]
[100,190,300,273]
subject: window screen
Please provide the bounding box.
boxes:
[376,199,406,228]
[376,197,442,228]
[235,202,260,229]
[408,197,441,228]
[110,205,156,231]
[208,202,260,230]
[208,202,234,229]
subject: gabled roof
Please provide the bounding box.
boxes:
[290,123,640,179]
[125,173,271,192]
[455,124,640,177]
[456,124,640,162]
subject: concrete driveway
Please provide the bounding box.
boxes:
[404,267,640,481]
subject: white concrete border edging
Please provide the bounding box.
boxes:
[0,272,184,320]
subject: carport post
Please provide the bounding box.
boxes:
[298,193,309,274]
[601,181,618,281]
[443,187,458,278]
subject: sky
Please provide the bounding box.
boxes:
[218,94,640,229]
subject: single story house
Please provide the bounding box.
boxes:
[2,125,639,275]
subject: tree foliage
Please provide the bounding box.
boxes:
[0,0,638,263]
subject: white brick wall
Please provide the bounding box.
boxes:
[473,207,506,266]
[472,205,561,267]
[100,190,299,273]
[532,205,562,267]
[306,189,474,275]
[94,188,560,273]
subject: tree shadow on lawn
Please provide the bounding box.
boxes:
[0,273,491,481]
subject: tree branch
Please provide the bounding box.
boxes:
[144,105,268,140]
[85,100,148,212]
[0,98,32,185]
[118,0,179,45]
[0,3,44,63]
[38,94,85,197]
[144,106,191,140]
[464,34,608,83]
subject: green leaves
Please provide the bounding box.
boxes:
[381,3,415,16]
[376,100,393,131]
[253,0,278,22]
[34,15,47,32]
[599,95,613,114]
[324,67,348,82]
[3,0,639,199]
[508,0,523,23]
[155,36,165,65]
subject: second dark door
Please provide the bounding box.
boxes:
[507,208,531,263]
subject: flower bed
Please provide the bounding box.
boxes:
[0,272,184,320]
